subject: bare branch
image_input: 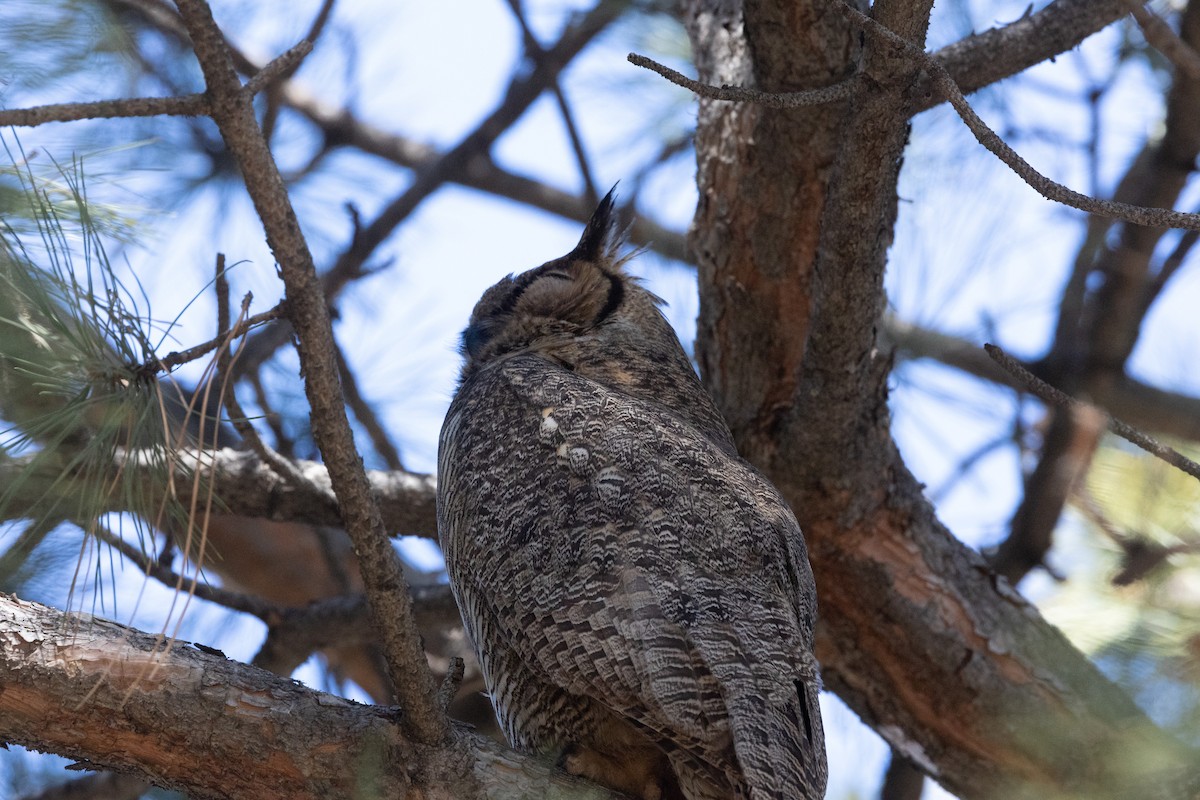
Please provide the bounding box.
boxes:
[0,595,621,799]
[261,4,331,141]
[985,343,1200,481]
[926,0,1127,104]
[333,339,405,471]
[1123,0,1200,80]
[0,94,207,127]
[322,0,625,296]
[91,522,286,620]
[0,447,438,537]
[0,39,310,128]
[173,0,449,746]
[842,3,1200,231]
[241,39,314,94]
[990,405,1106,584]
[148,301,287,375]
[627,52,860,107]
[506,0,599,202]
[213,262,318,493]
[109,0,689,271]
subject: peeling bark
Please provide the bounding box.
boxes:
[0,595,620,800]
[685,0,1200,797]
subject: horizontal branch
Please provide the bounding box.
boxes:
[925,0,1127,105]
[627,53,860,107]
[0,40,311,128]
[880,314,1200,443]
[149,299,288,375]
[0,94,207,127]
[0,594,619,799]
[0,447,438,538]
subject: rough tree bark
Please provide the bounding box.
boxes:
[2,0,1200,797]
[685,0,1199,797]
[0,594,618,800]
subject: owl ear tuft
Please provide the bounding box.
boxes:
[571,185,625,266]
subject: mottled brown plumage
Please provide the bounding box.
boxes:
[437,190,827,799]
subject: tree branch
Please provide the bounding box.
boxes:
[1122,0,1200,80]
[844,3,1200,231]
[173,0,448,747]
[91,521,287,620]
[627,53,860,107]
[0,595,620,800]
[146,296,286,373]
[924,0,1127,106]
[107,0,689,270]
[685,0,1200,794]
[995,0,1200,585]
[0,38,310,128]
[985,344,1200,482]
[0,447,438,537]
[0,95,207,127]
[880,314,1200,443]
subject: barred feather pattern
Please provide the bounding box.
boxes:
[437,190,827,800]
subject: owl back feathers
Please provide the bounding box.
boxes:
[438,192,827,799]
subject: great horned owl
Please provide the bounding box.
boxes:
[437,191,827,800]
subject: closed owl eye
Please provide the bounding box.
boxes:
[461,319,495,359]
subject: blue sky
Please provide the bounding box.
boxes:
[1,0,1194,797]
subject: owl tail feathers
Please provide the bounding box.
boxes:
[725,670,828,800]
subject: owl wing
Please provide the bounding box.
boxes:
[439,355,827,799]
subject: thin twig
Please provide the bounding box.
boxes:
[242,40,314,95]
[212,258,319,493]
[507,0,599,202]
[627,52,861,108]
[146,301,287,375]
[1122,0,1200,81]
[1143,220,1200,314]
[333,338,405,471]
[438,657,466,711]
[838,3,1200,232]
[262,4,331,142]
[91,523,284,620]
[246,371,296,457]
[985,343,1200,481]
[0,40,310,129]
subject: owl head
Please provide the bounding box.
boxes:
[457,188,737,450]
[460,189,671,374]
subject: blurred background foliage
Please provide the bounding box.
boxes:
[1,0,1199,798]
